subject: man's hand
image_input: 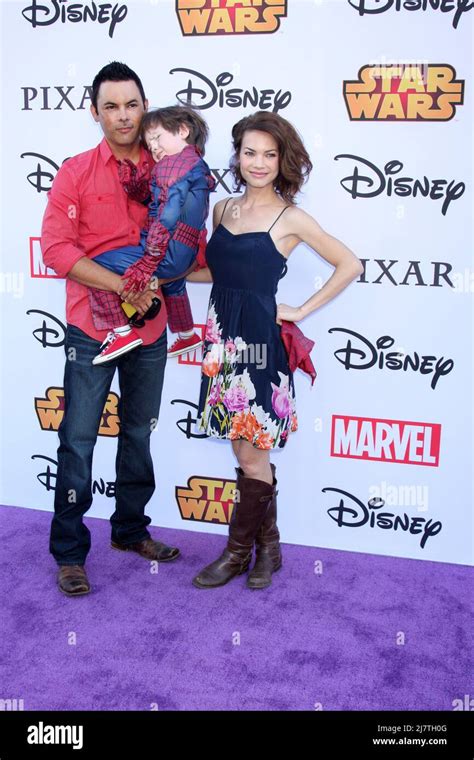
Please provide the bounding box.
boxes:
[121,276,146,301]
[123,288,158,317]
[121,272,160,301]
[122,253,160,294]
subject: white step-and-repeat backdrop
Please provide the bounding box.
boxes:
[0,0,472,566]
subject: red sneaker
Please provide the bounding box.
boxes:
[168,333,203,358]
[92,329,143,365]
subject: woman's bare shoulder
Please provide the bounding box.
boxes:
[283,205,322,234]
[284,204,312,222]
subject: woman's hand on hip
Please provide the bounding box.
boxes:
[276,303,304,325]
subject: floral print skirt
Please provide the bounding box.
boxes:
[196,290,298,450]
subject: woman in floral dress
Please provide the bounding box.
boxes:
[187,111,363,590]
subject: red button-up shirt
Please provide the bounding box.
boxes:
[41,138,167,344]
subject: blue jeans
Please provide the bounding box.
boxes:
[50,324,167,565]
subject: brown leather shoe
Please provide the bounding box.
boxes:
[111,537,180,562]
[58,565,91,596]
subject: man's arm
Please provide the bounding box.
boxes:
[41,164,123,293]
[186,266,212,282]
[68,257,124,294]
[67,256,155,313]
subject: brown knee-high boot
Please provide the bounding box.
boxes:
[192,467,274,589]
[246,464,282,589]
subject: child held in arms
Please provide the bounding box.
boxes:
[90,105,216,365]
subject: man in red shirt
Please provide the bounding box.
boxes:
[41,62,180,597]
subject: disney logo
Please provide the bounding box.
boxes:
[170,68,291,113]
[334,154,465,216]
[26,309,66,347]
[32,454,57,491]
[329,328,454,389]
[22,0,128,38]
[32,453,115,495]
[323,487,442,548]
[347,0,473,30]
[21,152,70,192]
[171,399,208,439]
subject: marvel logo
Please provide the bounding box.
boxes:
[331,415,441,466]
[30,237,60,278]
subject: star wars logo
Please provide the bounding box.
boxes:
[344,64,464,121]
[35,387,120,436]
[176,0,287,35]
[176,476,237,523]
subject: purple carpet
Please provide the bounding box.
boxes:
[1,504,472,711]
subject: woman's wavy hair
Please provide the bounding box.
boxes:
[140,105,210,155]
[229,111,313,204]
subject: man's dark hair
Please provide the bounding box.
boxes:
[91,62,146,110]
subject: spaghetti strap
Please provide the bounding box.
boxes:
[268,205,290,233]
[219,197,232,224]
